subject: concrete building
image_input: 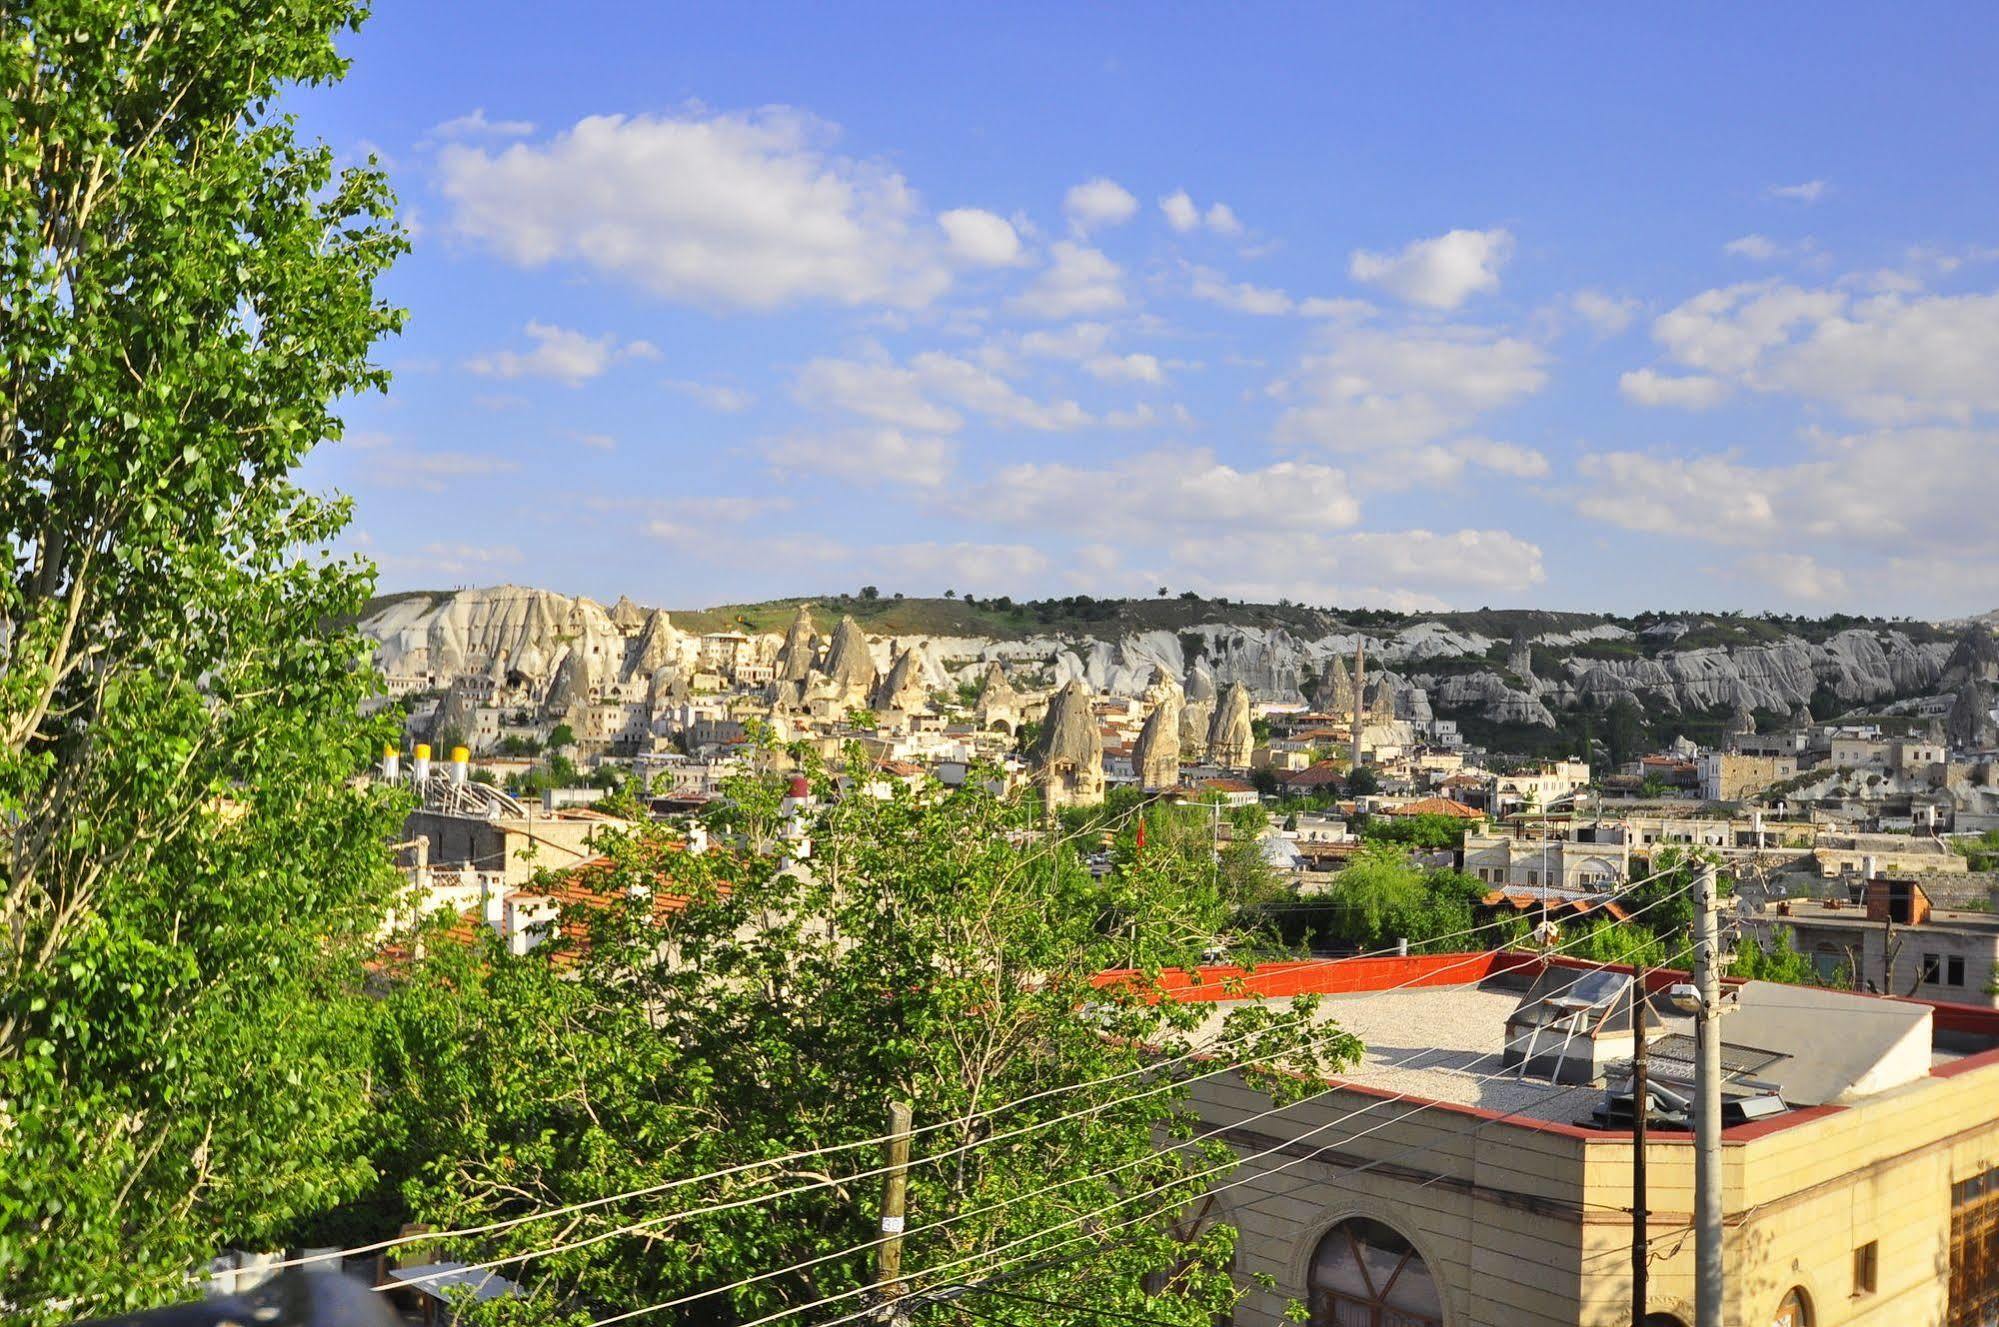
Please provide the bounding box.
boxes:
[1461,829,1631,890]
[1746,879,1999,1006]
[1106,951,1999,1327]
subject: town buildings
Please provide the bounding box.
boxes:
[1110,951,1999,1327]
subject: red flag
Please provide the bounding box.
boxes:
[1135,819,1147,852]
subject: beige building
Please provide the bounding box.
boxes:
[1699,751,1801,801]
[1129,951,1999,1327]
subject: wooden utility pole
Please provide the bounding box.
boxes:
[874,1100,914,1309]
[1631,973,1650,1326]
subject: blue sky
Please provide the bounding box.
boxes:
[290,4,1999,618]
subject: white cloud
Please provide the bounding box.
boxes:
[573,431,617,451]
[1728,552,1848,602]
[1348,228,1512,310]
[360,450,521,494]
[1571,429,1999,568]
[1618,368,1731,410]
[1570,289,1638,336]
[1450,437,1550,478]
[1063,177,1139,233]
[763,427,956,489]
[663,379,755,413]
[438,107,952,310]
[1571,452,1778,538]
[1769,180,1828,203]
[1180,528,1546,606]
[1188,264,1293,315]
[1298,296,1376,321]
[426,108,536,141]
[1019,322,1112,361]
[465,321,659,386]
[794,356,963,433]
[938,208,1023,266]
[796,349,1096,433]
[1007,241,1126,319]
[1271,327,1549,451]
[1724,234,1783,261]
[1160,191,1243,236]
[863,541,1052,592]
[971,447,1361,535]
[380,542,525,579]
[1161,190,1201,233]
[1649,282,1999,422]
[1085,353,1165,384]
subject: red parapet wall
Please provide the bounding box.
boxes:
[1092,950,1540,1003]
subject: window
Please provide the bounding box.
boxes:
[1853,1240,1877,1296]
[1948,955,1966,987]
[1310,1218,1442,1327]
[1952,1167,1999,1326]
[1923,953,1943,984]
[1770,1286,1812,1326]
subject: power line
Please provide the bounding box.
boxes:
[275,854,1690,1285]
[577,886,1694,1327]
[399,867,1696,1302]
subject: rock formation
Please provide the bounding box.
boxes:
[776,604,817,683]
[819,615,877,703]
[630,609,680,677]
[1315,653,1355,714]
[1948,680,1997,750]
[1133,692,1182,790]
[1032,680,1104,808]
[1181,663,1218,760]
[1507,627,1536,686]
[873,646,929,713]
[431,677,481,747]
[542,647,593,724]
[355,587,1979,736]
[1207,680,1254,768]
[974,661,1023,734]
[608,595,648,632]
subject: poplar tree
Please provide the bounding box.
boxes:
[0,2,404,1313]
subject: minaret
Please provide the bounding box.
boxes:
[1350,636,1366,772]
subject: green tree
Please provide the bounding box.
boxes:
[548,722,577,750]
[1729,930,1822,985]
[360,753,1349,1325]
[1604,696,1647,768]
[0,2,405,1313]
[1345,766,1380,797]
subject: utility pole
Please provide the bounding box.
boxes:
[1693,862,1724,1327]
[1631,970,1649,1327]
[874,1100,914,1318]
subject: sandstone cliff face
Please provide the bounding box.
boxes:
[358,588,1963,730]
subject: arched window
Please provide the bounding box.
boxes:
[1770,1287,1812,1327]
[1310,1217,1443,1326]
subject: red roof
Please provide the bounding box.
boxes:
[1282,763,1347,788]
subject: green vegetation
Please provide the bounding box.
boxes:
[339,752,1339,1325]
[1729,931,1825,985]
[1952,830,1999,872]
[0,1,406,1311]
[1271,847,1486,954]
[1359,813,1473,852]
